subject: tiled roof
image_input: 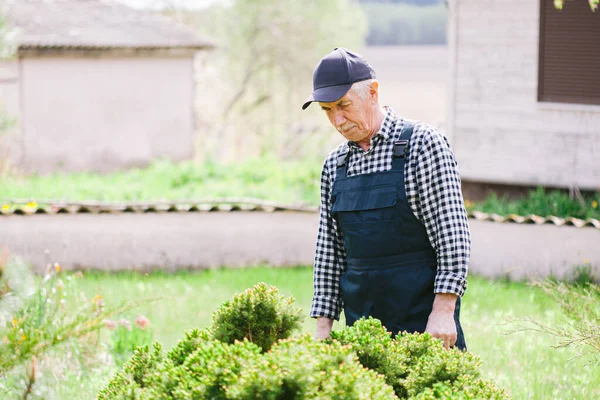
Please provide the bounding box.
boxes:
[3,0,214,50]
[1,199,599,229]
[0,198,317,214]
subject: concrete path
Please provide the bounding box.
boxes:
[1,212,598,280]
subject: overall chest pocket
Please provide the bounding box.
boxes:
[331,184,400,224]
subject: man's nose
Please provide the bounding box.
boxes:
[333,112,346,127]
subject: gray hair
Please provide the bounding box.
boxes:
[351,79,376,100]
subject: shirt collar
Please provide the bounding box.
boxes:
[347,106,398,151]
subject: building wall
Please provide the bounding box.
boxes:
[0,59,23,169]
[19,55,195,173]
[448,0,600,190]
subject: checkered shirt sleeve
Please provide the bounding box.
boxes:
[406,123,470,297]
[310,108,470,320]
[310,159,347,320]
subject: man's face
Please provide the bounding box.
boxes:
[318,85,377,143]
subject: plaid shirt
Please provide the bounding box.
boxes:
[310,107,471,321]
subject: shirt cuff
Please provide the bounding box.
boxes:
[310,295,342,321]
[434,271,467,297]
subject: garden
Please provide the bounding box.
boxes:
[2,0,600,397]
[1,250,599,399]
[1,160,600,399]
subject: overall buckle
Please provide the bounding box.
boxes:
[393,140,409,158]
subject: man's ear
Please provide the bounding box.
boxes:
[369,80,379,103]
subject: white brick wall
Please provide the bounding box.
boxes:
[448,0,600,189]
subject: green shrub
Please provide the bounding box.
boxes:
[165,328,212,366]
[414,375,509,399]
[330,318,508,399]
[210,282,303,351]
[99,286,508,400]
[97,341,165,400]
[329,317,410,395]
[226,333,397,399]
[99,337,262,400]
[152,339,262,399]
[402,344,480,397]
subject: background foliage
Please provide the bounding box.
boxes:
[554,0,599,11]
[168,0,367,162]
[0,256,146,398]
[361,1,447,45]
[2,159,599,220]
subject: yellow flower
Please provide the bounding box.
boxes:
[20,334,27,342]
[54,263,61,273]
[26,201,37,208]
[1,204,9,211]
[584,259,590,264]
[592,200,598,209]
[92,294,105,307]
[12,318,17,327]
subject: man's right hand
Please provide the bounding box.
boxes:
[315,317,334,340]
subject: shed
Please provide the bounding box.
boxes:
[447,0,600,196]
[0,0,214,174]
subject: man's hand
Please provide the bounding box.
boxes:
[315,317,333,340]
[425,293,458,349]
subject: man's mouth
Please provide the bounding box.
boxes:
[339,125,356,133]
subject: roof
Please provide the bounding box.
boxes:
[3,0,215,51]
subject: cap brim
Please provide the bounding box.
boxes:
[301,83,353,110]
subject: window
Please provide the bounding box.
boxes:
[538,0,600,105]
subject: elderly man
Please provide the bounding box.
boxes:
[302,48,469,350]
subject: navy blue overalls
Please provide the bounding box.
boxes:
[330,120,466,350]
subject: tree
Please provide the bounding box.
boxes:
[554,0,599,11]
[170,0,367,161]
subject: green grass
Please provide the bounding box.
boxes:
[1,159,599,219]
[13,267,599,400]
[0,158,322,206]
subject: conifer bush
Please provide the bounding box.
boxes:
[330,318,507,399]
[98,283,509,399]
[210,282,303,351]
[225,333,397,399]
[165,328,212,366]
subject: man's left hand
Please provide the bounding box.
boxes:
[425,293,458,349]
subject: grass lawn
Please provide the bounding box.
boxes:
[15,266,598,400]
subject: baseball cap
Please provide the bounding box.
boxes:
[302,47,376,110]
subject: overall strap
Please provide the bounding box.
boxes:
[336,145,351,177]
[393,119,417,159]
